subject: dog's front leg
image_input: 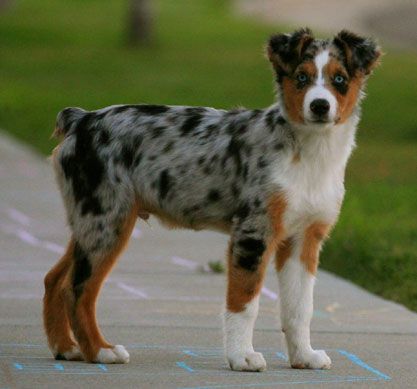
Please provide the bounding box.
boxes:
[223,222,271,372]
[276,223,331,369]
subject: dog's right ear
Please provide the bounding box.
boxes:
[267,28,314,77]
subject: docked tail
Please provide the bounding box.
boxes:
[53,107,87,138]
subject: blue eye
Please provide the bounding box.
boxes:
[334,75,345,84]
[297,73,308,83]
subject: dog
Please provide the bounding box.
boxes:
[43,28,380,371]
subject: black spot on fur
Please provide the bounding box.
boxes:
[136,104,169,115]
[257,157,267,169]
[236,203,250,220]
[133,153,142,167]
[111,104,169,116]
[132,134,144,149]
[158,169,171,200]
[97,129,110,147]
[81,196,104,216]
[231,184,239,197]
[73,243,92,300]
[274,142,284,151]
[60,113,106,217]
[163,141,175,153]
[198,156,206,165]
[121,144,134,168]
[250,109,262,119]
[207,189,221,202]
[277,116,286,125]
[236,238,266,271]
[152,126,166,139]
[181,109,204,136]
[265,110,276,130]
[55,353,65,360]
[223,137,243,175]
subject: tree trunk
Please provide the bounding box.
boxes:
[127,0,153,47]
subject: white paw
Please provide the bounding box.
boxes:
[228,351,267,372]
[94,345,130,364]
[291,349,331,369]
[54,345,83,361]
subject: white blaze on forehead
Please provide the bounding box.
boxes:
[303,49,338,124]
[314,50,330,86]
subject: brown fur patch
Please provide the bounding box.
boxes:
[324,59,364,124]
[226,240,275,313]
[267,193,287,241]
[282,61,317,124]
[226,193,287,312]
[43,239,79,358]
[300,222,330,274]
[275,237,293,272]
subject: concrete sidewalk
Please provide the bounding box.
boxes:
[0,131,416,388]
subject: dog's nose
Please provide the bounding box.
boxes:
[310,99,330,116]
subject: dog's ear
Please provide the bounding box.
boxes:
[333,30,381,76]
[267,28,314,76]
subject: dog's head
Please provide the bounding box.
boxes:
[267,28,381,129]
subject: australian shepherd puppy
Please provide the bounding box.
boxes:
[43,28,380,371]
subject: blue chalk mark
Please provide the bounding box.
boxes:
[183,350,199,357]
[54,363,64,371]
[13,363,23,370]
[179,376,380,389]
[98,364,108,371]
[338,349,391,381]
[275,352,288,361]
[176,361,194,373]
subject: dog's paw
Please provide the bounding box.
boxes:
[94,345,130,364]
[228,351,267,372]
[291,349,331,370]
[54,345,83,361]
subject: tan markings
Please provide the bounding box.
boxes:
[282,61,317,124]
[226,239,275,313]
[275,237,293,272]
[268,193,287,243]
[226,193,287,312]
[43,239,80,358]
[324,59,364,124]
[292,150,301,164]
[300,222,330,274]
[66,204,139,361]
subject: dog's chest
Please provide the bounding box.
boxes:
[270,139,350,233]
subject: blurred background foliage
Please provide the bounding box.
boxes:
[0,0,416,310]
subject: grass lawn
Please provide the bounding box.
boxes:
[1,0,416,310]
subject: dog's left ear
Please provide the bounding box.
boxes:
[333,30,381,76]
[267,28,315,77]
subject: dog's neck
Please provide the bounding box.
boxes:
[277,101,359,174]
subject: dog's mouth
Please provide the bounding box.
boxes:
[306,118,333,125]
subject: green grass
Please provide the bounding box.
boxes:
[1,0,416,310]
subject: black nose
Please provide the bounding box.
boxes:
[310,99,330,116]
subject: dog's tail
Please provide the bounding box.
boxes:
[53,107,87,139]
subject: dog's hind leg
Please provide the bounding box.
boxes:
[61,203,138,363]
[43,239,82,361]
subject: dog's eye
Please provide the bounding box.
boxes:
[334,75,346,84]
[296,73,308,84]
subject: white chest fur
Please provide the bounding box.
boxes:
[272,119,357,234]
